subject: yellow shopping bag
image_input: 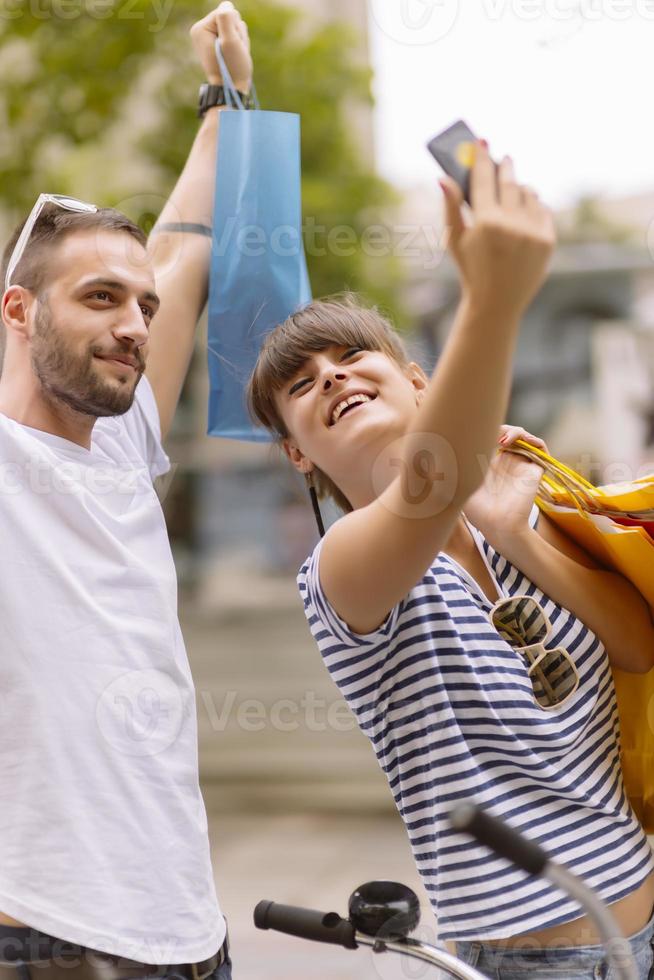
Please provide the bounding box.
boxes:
[511,441,654,832]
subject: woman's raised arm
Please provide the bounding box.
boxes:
[320,147,556,635]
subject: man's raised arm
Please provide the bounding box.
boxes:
[145,1,252,440]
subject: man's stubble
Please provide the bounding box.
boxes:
[31,299,143,419]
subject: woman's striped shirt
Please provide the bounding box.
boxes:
[297,508,654,940]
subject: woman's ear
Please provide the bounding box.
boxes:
[406,361,429,404]
[282,438,314,475]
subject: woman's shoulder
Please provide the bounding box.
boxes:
[297,534,483,654]
[298,536,459,592]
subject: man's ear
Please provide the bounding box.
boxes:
[282,437,314,475]
[2,286,35,341]
[406,361,429,404]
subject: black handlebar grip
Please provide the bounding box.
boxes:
[254,900,358,950]
[450,802,548,876]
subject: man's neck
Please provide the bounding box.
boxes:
[0,383,95,450]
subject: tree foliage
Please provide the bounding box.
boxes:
[557,195,636,245]
[0,0,402,310]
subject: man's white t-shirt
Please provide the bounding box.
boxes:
[0,376,225,965]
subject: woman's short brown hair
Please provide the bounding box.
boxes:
[247,294,409,512]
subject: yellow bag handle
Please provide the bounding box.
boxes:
[508,440,598,515]
[509,440,654,518]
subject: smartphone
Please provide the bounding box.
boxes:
[427,119,478,205]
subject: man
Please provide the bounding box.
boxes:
[0,4,251,977]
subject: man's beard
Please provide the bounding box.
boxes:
[31,300,144,419]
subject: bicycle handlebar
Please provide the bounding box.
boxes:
[254,900,358,949]
[254,804,637,980]
[451,803,638,980]
[254,899,490,978]
[450,802,548,876]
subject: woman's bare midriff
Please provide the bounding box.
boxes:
[444,870,654,958]
[0,912,28,927]
[484,869,654,947]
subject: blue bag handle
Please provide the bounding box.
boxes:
[215,39,260,110]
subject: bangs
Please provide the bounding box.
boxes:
[256,308,388,392]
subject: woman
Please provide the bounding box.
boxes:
[247,145,654,977]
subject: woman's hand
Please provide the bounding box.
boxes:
[464,425,549,541]
[190,1,252,92]
[498,423,549,458]
[440,146,555,323]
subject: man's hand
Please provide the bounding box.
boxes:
[190,1,252,91]
[145,2,252,440]
[464,425,548,541]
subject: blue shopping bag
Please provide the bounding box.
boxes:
[207,46,312,441]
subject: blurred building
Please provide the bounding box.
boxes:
[408,191,654,485]
[301,0,374,165]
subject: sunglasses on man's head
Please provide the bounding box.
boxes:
[4,194,98,293]
[490,595,579,710]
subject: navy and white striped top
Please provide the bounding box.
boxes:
[297,508,654,940]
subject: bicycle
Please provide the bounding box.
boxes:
[254,802,639,979]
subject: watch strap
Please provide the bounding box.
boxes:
[197,83,254,116]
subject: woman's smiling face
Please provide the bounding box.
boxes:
[275,343,428,496]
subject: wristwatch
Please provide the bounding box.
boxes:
[197,83,254,116]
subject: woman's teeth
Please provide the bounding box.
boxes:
[330,393,373,425]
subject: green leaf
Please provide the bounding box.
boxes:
[0,0,404,316]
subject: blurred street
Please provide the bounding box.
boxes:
[184,591,394,814]
[182,594,439,978]
[207,812,438,980]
